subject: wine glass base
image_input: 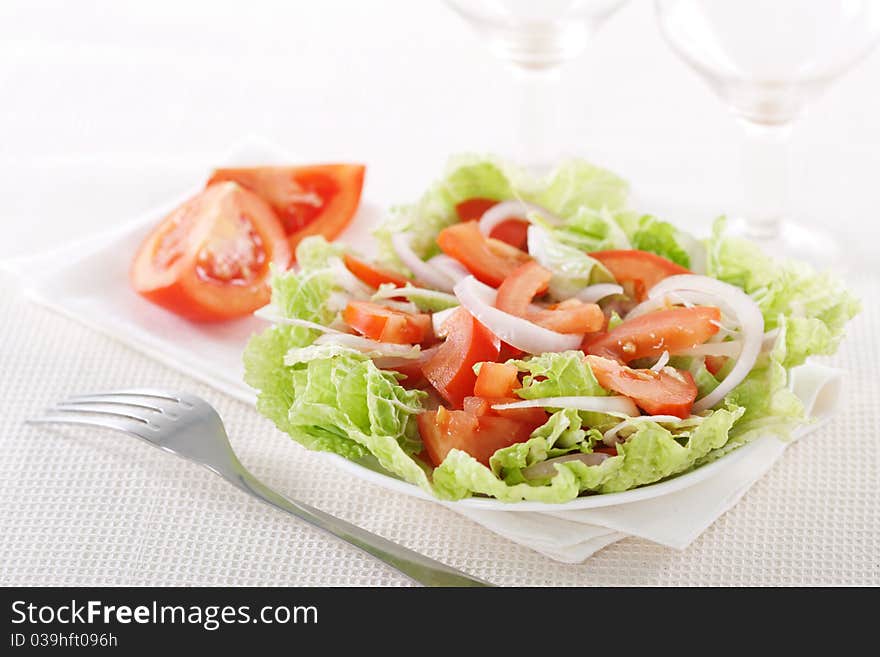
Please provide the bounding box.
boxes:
[726,217,843,271]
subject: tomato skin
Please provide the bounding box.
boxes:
[207,164,365,254]
[437,222,530,287]
[705,355,727,376]
[454,197,529,249]
[417,407,536,467]
[586,306,721,363]
[495,261,552,317]
[343,253,409,288]
[421,308,500,408]
[529,301,605,334]
[131,182,291,322]
[589,250,691,301]
[342,301,431,344]
[463,396,548,426]
[473,362,519,398]
[586,355,698,418]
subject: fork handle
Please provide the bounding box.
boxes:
[227,470,494,587]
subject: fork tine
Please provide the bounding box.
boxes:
[57,397,179,417]
[26,413,157,441]
[47,404,159,428]
[64,389,192,407]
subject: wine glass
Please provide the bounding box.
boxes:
[655,0,880,263]
[445,0,628,168]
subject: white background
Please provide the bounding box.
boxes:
[2,0,879,267]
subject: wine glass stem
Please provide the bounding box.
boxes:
[738,119,793,240]
[513,66,562,169]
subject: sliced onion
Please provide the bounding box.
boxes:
[391,233,455,293]
[602,414,702,446]
[675,341,743,358]
[650,350,670,372]
[762,328,780,351]
[431,307,459,337]
[372,298,421,314]
[426,255,470,283]
[454,276,582,354]
[254,307,343,334]
[330,259,374,298]
[649,275,764,413]
[477,200,562,236]
[373,345,439,371]
[314,333,423,358]
[575,283,624,304]
[372,284,459,309]
[491,395,639,417]
[522,452,609,479]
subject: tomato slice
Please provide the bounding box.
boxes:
[495,261,552,316]
[589,250,691,301]
[586,306,721,363]
[529,301,605,334]
[454,197,529,249]
[207,164,365,254]
[417,407,536,467]
[586,355,698,418]
[342,253,409,289]
[342,301,431,344]
[705,355,727,376]
[131,182,291,322]
[473,362,519,398]
[436,222,531,287]
[421,308,500,408]
[463,396,548,427]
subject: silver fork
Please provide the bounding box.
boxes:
[28,389,492,587]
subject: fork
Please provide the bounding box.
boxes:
[28,389,493,587]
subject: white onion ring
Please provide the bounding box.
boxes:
[602,414,703,446]
[426,255,470,283]
[650,350,670,372]
[254,307,344,334]
[314,333,423,358]
[575,283,624,304]
[431,307,459,337]
[453,276,582,354]
[329,259,374,298]
[522,452,609,479]
[391,233,455,293]
[477,200,562,236]
[490,395,639,417]
[649,275,764,412]
[676,341,743,358]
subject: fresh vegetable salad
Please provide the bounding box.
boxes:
[244,156,859,502]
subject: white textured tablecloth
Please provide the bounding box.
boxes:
[1,0,879,586]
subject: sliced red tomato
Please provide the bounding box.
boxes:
[436,222,530,287]
[342,301,431,345]
[586,306,721,363]
[463,396,548,427]
[417,407,536,467]
[207,164,365,254]
[421,307,500,408]
[529,301,605,334]
[705,355,727,376]
[593,445,618,456]
[586,355,698,418]
[495,261,552,316]
[589,250,691,301]
[131,182,291,322]
[473,362,519,398]
[343,253,409,288]
[454,197,529,249]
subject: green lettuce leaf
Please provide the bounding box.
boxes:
[616,214,691,268]
[526,225,615,298]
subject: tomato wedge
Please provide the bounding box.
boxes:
[436,222,530,287]
[131,182,291,322]
[473,362,519,398]
[529,301,605,334]
[421,308,500,408]
[207,164,365,253]
[589,250,691,301]
[417,407,536,467]
[585,355,698,418]
[343,253,409,288]
[586,306,721,363]
[454,197,529,249]
[495,261,552,316]
[342,301,431,344]
[463,396,548,427]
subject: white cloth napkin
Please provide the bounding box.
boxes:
[1,141,845,563]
